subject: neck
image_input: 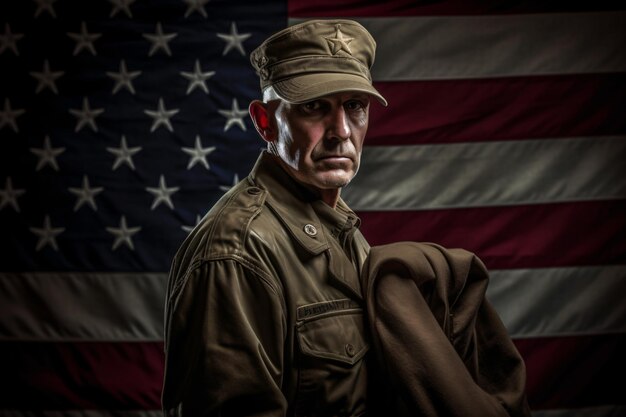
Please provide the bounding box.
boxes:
[270,153,342,209]
[319,189,340,208]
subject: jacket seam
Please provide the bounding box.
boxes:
[192,254,284,301]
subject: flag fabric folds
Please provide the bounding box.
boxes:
[0,0,624,416]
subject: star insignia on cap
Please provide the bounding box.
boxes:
[325,25,353,55]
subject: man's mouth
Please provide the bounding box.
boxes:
[316,155,352,162]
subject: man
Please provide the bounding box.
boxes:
[162,19,385,416]
[162,19,531,417]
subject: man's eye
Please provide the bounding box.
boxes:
[345,100,365,111]
[302,101,321,111]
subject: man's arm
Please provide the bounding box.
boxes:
[162,258,287,417]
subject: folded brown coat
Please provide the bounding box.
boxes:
[362,242,531,417]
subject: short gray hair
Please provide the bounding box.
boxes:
[262,86,284,103]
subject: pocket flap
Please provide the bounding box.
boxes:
[297,311,369,365]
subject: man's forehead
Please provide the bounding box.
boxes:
[263,86,371,106]
[287,91,372,106]
[310,91,371,101]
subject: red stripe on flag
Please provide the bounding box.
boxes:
[2,336,624,411]
[0,341,163,409]
[357,200,626,269]
[516,333,626,410]
[366,74,626,146]
[288,0,621,17]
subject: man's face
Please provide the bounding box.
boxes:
[270,91,370,192]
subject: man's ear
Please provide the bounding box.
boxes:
[249,100,277,142]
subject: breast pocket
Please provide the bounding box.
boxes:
[294,300,370,416]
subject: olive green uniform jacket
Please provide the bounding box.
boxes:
[162,152,371,417]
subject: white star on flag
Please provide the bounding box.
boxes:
[108,0,136,18]
[182,214,203,233]
[30,215,65,251]
[183,0,210,18]
[69,97,104,132]
[106,135,142,170]
[219,173,240,192]
[107,216,141,251]
[0,98,25,132]
[67,21,102,56]
[217,22,251,56]
[182,135,216,170]
[143,22,178,56]
[218,98,248,131]
[106,60,142,94]
[144,97,179,132]
[180,60,215,94]
[30,135,65,171]
[34,0,57,18]
[29,60,64,94]
[0,177,25,212]
[0,23,23,55]
[146,175,179,210]
[68,175,104,212]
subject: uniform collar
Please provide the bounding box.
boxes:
[249,152,364,300]
[249,152,330,256]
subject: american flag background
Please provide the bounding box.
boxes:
[0,0,624,415]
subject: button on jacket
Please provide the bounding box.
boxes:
[162,152,371,417]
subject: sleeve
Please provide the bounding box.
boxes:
[363,242,531,417]
[162,258,287,417]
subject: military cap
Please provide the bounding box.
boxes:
[250,19,387,106]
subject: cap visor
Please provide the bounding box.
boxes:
[272,73,388,106]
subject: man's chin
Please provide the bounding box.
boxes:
[315,171,355,189]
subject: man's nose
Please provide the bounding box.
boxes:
[326,106,351,141]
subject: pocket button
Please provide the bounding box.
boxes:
[345,343,356,357]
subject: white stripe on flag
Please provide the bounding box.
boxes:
[344,135,626,211]
[0,272,166,342]
[488,265,626,338]
[3,266,624,341]
[293,12,626,80]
